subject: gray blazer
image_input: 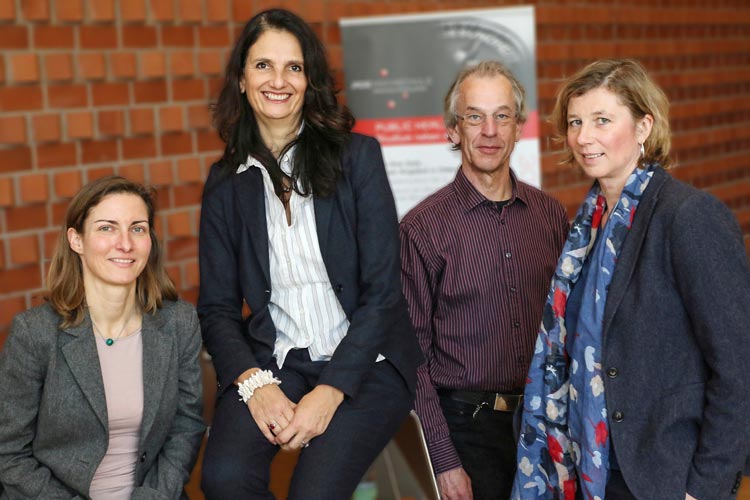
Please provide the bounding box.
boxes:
[0,300,205,500]
[602,166,750,499]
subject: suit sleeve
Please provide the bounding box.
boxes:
[136,304,205,499]
[198,164,260,392]
[0,315,85,499]
[316,136,409,398]
[399,219,462,474]
[670,192,750,499]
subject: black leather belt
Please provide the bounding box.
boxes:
[438,388,523,413]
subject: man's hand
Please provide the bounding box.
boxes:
[275,384,344,451]
[437,466,473,500]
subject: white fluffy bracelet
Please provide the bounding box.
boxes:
[237,370,282,403]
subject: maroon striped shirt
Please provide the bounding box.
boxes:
[400,168,568,473]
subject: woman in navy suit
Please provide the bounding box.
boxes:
[197,9,422,500]
[512,59,750,500]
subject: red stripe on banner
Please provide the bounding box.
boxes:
[353,111,538,147]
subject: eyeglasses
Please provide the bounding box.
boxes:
[456,111,516,127]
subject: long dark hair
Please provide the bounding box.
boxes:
[212,9,354,198]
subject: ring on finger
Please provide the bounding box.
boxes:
[268,421,277,431]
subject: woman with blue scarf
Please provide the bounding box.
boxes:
[512,59,750,500]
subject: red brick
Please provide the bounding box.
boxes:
[165,262,182,289]
[0,177,13,207]
[32,114,60,142]
[86,166,116,181]
[161,132,193,156]
[167,211,192,237]
[123,25,157,47]
[139,51,166,79]
[134,80,167,103]
[9,235,41,266]
[92,82,129,106]
[78,53,106,80]
[88,0,115,21]
[232,0,253,20]
[130,108,154,134]
[98,110,124,136]
[0,146,32,173]
[110,52,137,79]
[22,0,49,21]
[118,163,145,183]
[169,51,195,77]
[0,297,26,331]
[45,53,74,81]
[159,105,184,132]
[162,25,194,46]
[66,111,94,139]
[173,183,202,207]
[177,0,201,23]
[0,26,27,49]
[10,53,39,83]
[33,26,74,49]
[177,157,202,183]
[51,200,69,226]
[198,26,230,47]
[187,104,211,129]
[0,265,42,295]
[55,0,83,21]
[0,239,5,269]
[6,205,47,231]
[198,49,225,75]
[207,76,223,99]
[150,0,175,21]
[120,0,145,21]
[206,0,228,22]
[80,25,117,49]
[172,79,204,101]
[43,229,60,259]
[81,139,118,163]
[0,55,4,84]
[122,136,156,159]
[49,84,88,108]
[197,130,223,152]
[37,143,77,168]
[166,236,198,260]
[19,173,49,203]
[0,0,14,19]
[53,170,83,198]
[149,160,173,186]
[184,259,199,288]
[0,115,27,144]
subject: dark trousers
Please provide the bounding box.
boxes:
[440,396,518,500]
[201,350,413,500]
[575,469,636,500]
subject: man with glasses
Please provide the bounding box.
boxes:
[400,61,569,500]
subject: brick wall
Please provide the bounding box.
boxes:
[1,0,749,345]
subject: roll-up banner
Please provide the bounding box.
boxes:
[341,6,538,218]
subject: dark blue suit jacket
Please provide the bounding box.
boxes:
[602,166,750,499]
[198,133,422,401]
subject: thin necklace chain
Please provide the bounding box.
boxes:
[91,309,136,347]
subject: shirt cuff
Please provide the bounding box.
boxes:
[428,436,462,474]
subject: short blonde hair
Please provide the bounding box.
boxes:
[551,58,671,168]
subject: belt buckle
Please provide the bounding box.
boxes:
[493,393,521,412]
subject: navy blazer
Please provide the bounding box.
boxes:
[198,133,422,400]
[0,301,205,500]
[601,166,750,499]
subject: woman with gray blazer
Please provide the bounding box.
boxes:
[0,176,205,499]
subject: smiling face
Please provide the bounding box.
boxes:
[566,86,653,188]
[68,193,152,291]
[240,29,307,136]
[448,74,522,181]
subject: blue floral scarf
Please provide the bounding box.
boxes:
[511,163,655,500]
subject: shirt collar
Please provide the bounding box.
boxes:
[235,122,304,174]
[452,167,528,212]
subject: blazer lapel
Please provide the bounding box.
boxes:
[314,195,334,263]
[602,167,669,336]
[140,309,171,443]
[234,169,271,285]
[61,319,108,429]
